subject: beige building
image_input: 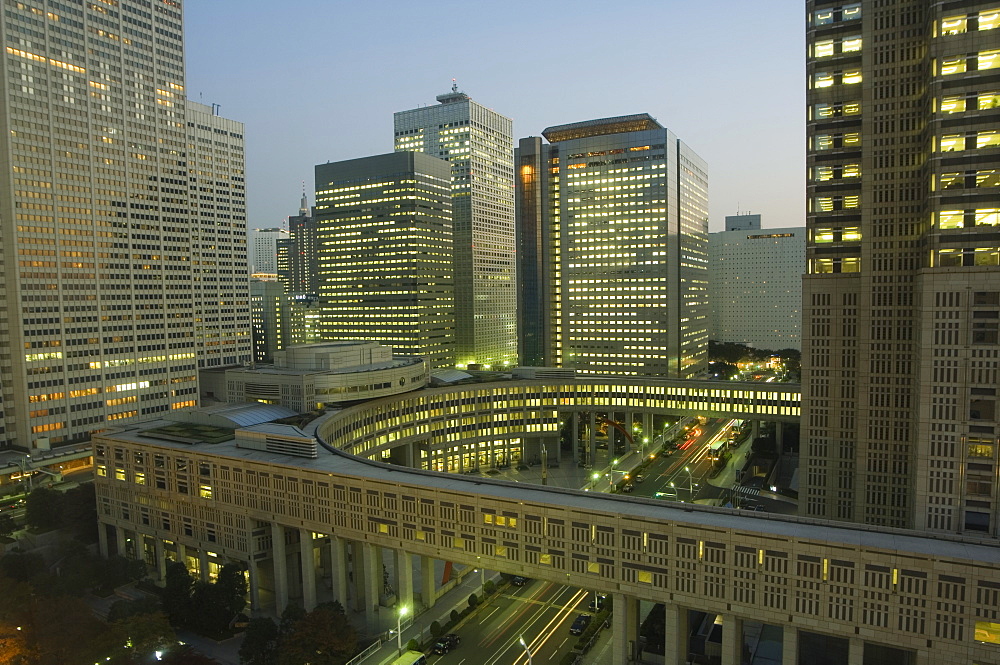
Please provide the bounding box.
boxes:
[0,2,249,451]
[802,1,1000,535]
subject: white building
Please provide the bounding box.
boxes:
[0,2,248,449]
[250,227,289,276]
[394,87,517,369]
[708,226,805,351]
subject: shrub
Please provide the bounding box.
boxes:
[483,580,496,596]
[468,593,479,609]
[406,638,420,652]
[430,620,443,637]
[450,609,459,623]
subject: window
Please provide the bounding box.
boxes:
[941,9,1000,36]
[940,130,1000,151]
[812,3,860,25]
[813,101,860,119]
[813,133,861,150]
[813,70,862,88]
[814,195,860,212]
[813,164,860,181]
[968,442,995,458]
[938,209,1000,229]
[812,36,861,58]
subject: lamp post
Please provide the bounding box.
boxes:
[396,606,408,654]
[590,472,600,490]
[519,634,533,665]
[684,466,695,495]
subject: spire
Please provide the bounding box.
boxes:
[299,181,308,216]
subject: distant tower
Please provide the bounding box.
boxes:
[394,88,517,369]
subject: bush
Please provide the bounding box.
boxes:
[483,579,496,596]
[468,593,478,609]
[450,609,459,623]
[406,638,420,652]
[430,620,443,637]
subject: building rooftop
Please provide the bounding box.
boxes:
[542,114,663,143]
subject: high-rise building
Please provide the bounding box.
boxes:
[313,152,455,368]
[725,213,762,232]
[803,1,1000,535]
[0,2,248,450]
[516,115,709,377]
[708,225,804,351]
[283,192,318,296]
[250,227,288,276]
[250,278,285,365]
[394,87,517,369]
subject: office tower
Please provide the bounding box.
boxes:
[284,193,318,295]
[803,1,1000,534]
[250,227,288,276]
[187,101,251,370]
[250,278,285,365]
[725,213,762,232]
[708,226,805,351]
[516,115,709,377]
[313,152,455,368]
[0,2,248,450]
[394,87,517,369]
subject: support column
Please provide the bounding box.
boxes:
[154,538,166,581]
[572,412,580,463]
[625,410,633,453]
[663,604,689,665]
[421,555,436,608]
[588,411,597,468]
[848,638,863,664]
[247,558,261,613]
[721,614,743,665]
[198,549,209,582]
[752,419,760,441]
[776,422,786,455]
[358,541,379,633]
[781,625,797,665]
[115,525,127,558]
[271,523,288,614]
[609,592,632,665]
[299,528,316,611]
[177,543,188,569]
[395,549,413,610]
[98,522,109,558]
[330,536,348,610]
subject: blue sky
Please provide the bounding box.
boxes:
[185,1,805,233]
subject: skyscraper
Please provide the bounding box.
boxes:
[283,192,318,296]
[313,152,455,368]
[516,114,709,377]
[803,1,1000,535]
[250,227,288,276]
[394,87,517,369]
[0,2,248,450]
[709,224,804,351]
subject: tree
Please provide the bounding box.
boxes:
[430,620,442,637]
[0,551,45,582]
[215,563,247,617]
[483,579,496,596]
[108,596,162,624]
[276,604,358,665]
[60,483,98,543]
[239,617,278,665]
[23,488,61,530]
[0,514,16,539]
[110,611,175,663]
[467,593,478,609]
[162,562,193,625]
[160,644,218,664]
[277,603,306,639]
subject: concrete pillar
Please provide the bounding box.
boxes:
[198,549,210,582]
[330,536,348,610]
[395,549,413,610]
[358,541,379,633]
[247,558,261,613]
[721,614,743,665]
[421,555,436,608]
[271,523,288,614]
[781,625,797,665]
[177,543,188,569]
[776,421,786,455]
[98,522,109,558]
[664,603,689,665]
[611,593,632,665]
[572,412,580,463]
[154,538,166,581]
[300,528,317,611]
[752,419,760,441]
[848,638,863,664]
[625,410,633,453]
[115,525,127,557]
[588,411,597,468]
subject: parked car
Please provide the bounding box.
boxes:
[433,633,461,654]
[511,576,528,586]
[569,613,593,635]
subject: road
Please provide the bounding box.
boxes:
[630,418,734,503]
[428,580,594,665]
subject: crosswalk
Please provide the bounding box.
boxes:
[735,485,760,497]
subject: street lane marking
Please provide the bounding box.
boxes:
[480,607,500,623]
[549,638,568,659]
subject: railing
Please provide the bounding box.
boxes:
[343,638,383,665]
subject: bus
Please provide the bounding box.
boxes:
[391,651,428,665]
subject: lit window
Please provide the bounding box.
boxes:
[980,50,1000,71]
[814,40,835,58]
[841,257,861,272]
[814,229,835,243]
[135,472,146,486]
[842,38,862,53]
[976,621,1000,645]
[938,210,964,229]
[812,258,834,273]
[842,70,862,84]
[199,484,212,499]
[982,11,1000,31]
[969,443,995,458]
[842,227,862,241]
[814,72,834,88]
[938,249,963,266]
[941,16,967,35]
[978,131,1000,149]
[940,95,965,113]
[976,248,1000,265]
[941,55,967,76]
[977,209,1000,226]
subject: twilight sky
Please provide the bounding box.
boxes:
[184,1,805,234]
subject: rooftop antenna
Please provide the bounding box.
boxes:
[451,78,458,93]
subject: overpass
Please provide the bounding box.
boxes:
[94,395,1000,665]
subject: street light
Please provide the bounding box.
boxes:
[590,472,600,490]
[519,634,533,665]
[684,466,695,495]
[396,606,408,654]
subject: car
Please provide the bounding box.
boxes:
[634,474,645,483]
[511,576,528,586]
[588,594,606,612]
[753,505,767,512]
[621,483,634,493]
[432,633,460,654]
[569,613,592,635]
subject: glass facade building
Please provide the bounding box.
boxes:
[313,152,455,368]
[516,115,708,378]
[803,1,1000,535]
[394,89,517,369]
